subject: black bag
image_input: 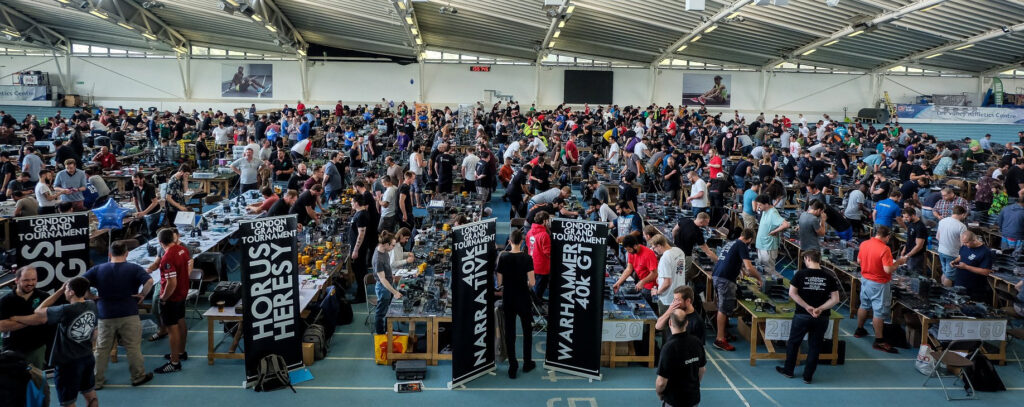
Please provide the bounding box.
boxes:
[253,354,296,393]
[337,299,353,326]
[210,281,243,306]
[964,352,1005,392]
[0,351,30,407]
[303,324,328,360]
[883,323,911,349]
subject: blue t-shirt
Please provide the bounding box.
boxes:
[874,198,901,227]
[863,153,883,168]
[996,203,1024,240]
[298,122,310,141]
[742,189,758,216]
[344,131,356,149]
[614,213,643,238]
[713,239,750,281]
[955,245,992,293]
[756,208,784,250]
[84,261,153,319]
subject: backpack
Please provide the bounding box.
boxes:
[964,352,1005,392]
[303,324,328,360]
[253,354,296,393]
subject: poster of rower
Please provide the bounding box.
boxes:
[222,63,273,98]
[682,73,730,106]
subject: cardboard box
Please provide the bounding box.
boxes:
[64,94,82,107]
[302,342,315,366]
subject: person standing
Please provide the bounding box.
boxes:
[496,229,536,379]
[84,241,155,388]
[711,229,762,351]
[21,146,43,188]
[153,229,190,374]
[460,146,479,193]
[526,211,552,301]
[685,171,709,216]
[434,143,455,194]
[996,190,1024,251]
[845,183,869,237]
[900,208,929,276]
[798,200,827,253]
[651,234,686,317]
[372,231,402,335]
[951,231,994,303]
[655,310,706,407]
[854,226,906,353]
[230,147,262,193]
[0,267,50,368]
[936,205,968,286]
[755,194,789,278]
[348,195,370,303]
[131,173,162,238]
[2,278,99,407]
[163,164,191,226]
[378,176,399,233]
[322,151,345,202]
[776,251,840,384]
[53,159,88,211]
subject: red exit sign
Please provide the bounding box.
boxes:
[469,66,491,72]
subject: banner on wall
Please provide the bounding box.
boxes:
[239,215,302,386]
[449,218,496,389]
[13,213,89,294]
[895,104,1024,124]
[544,219,608,380]
[993,77,1004,106]
[682,73,731,107]
[221,63,273,98]
[0,85,49,101]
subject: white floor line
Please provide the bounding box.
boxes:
[705,349,751,407]
[709,351,781,407]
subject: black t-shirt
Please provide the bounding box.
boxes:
[791,268,839,316]
[1006,165,1024,198]
[496,251,534,306]
[733,160,753,179]
[348,210,368,249]
[532,164,551,191]
[272,158,293,181]
[526,203,558,224]
[810,159,827,178]
[684,311,705,345]
[904,220,929,258]
[898,161,914,182]
[436,153,455,183]
[348,148,362,168]
[812,173,831,192]
[619,182,638,209]
[267,196,289,217]
[362,191,380,247]
[663,164,682,191]
[581,155,597,179]
[508,170,528,199]
[712,239,750,281]
[871,180,892,202]
[289,190,317,225]
[820,201,851,232]
[398,184,413,220]
[779,155,797,178]
[133,183,160,214]
[835,150,850,171]
[674,218,706,256]
[657,333,706,407]
[0,289,51,353]
[287,173,309,191]
[899,180,918,201]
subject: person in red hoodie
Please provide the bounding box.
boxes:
[613,235,660,310]
[296,100,305,115]
[526,211,552,301]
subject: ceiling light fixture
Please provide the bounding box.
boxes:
[297,48,306,56]
[558,20,566,28]
[223,0,240,6]
[173,45,188,54]
[677,45,688,52]
[1,27,21,37]
[553,30,561,38]
[549,41,555,48]
[565,4,575,14]
[824,40,839,46]
[406,16,414,24]
[802,49,816,55]
[847,30,864,37]
[921,4,942,12]
[397,1,406,10]
[415,37,422,44]
[265,24,277,32]
[727,12,740,19]
[251,13,262,22]
[704,24,718,33]
[56,0,72,3]
[924,53,942,58]
[142,32,158,40]
[690,35,702,42]
[89,8,109,19]
[953,44,974,51]
[117,22,134,30]
[411,27,418,34]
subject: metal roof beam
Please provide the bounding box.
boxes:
[53,0,187,52]
[391,0,423,57]
[983,58,1024,76]
[875,22,1024,72]
[427,0,548,30]
[0,3,69,51]
[251,0,308,55]
[763,0,950,70]
[653,0,750,65]
[574,1,686,33]
[538,1,570,63]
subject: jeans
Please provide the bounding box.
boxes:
[324,185,340,203]
[534,274,551,301]
[782,313,830,381]
[938,253,956,281]
[94,315,147,385]
[374,283,393,335]
[733,175,745,191]
[502,300,533,366]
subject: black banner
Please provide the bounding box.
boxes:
[450,218,496,388]
[239,215,301,386]
[13,213,90,294]
[545,219,607,380]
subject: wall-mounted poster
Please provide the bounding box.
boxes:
[682,73,730,106]
[221,63,273,98]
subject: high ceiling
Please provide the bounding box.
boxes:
[1,0,1022,74]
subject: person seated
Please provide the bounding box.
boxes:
[91,146,118,170]
[247,186,279,214]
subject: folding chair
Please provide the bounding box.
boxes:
[184,268,205,321]
[922,340,981,401]
[362,273,378,330]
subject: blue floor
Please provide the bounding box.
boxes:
[86,185,1024,407]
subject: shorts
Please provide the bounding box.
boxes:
[713,277,737,315]
[836,227,853,241]
[55,356,95,406]
[938,254,956,280]
[160,300,186,326]
[859,278,892,320]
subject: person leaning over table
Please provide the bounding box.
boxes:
[935,205,968,287]
[950,230,994,303]
[755,194,789,279]
[711,228,762,352]
[372,230,402,336]
[854,225,906,354]
[613,235,660,311]
[899,207,929,276]
[54,158,88,211]
[246,186,279,215]
[776,250,840,385]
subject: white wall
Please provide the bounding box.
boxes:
[0,54,1004,117]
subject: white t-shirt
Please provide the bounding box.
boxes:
[35,182,58,208]
[410,152,424,175]
[844,189,865,220]
[381,186,398,218]
[936,217,967,257]
[657,247,686,305]
[90,120,108,132]
[462,154,480,182]
[503,142,521,161]
[608,143,620,165]
[690,178,708,208]
[529,138,548,154]
[598,203,618,223]
[291,139,310,155]
[634,141,648,159]
[213,127,231,145]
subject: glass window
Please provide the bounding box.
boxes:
[578,58,592,65]
[442,52,458,60]
[91,46,107,54]
[209,48,226,56]
[72,43,90,54]
[109,48,126,55]
[424,50,442,60]
[191,46,208,55]
[460,54,476,61]
[558,55,574,63]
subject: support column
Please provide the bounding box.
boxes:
[649,65,657,105]
[758,69,771,112]
[64,52,73,95]
[535,63,542,107]
[976,75,986,106]
[418,60,426,103]
[176,54,189,101]
[298,57,310,102]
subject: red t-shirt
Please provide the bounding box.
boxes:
[296,103,305,115]
[709,155,723,180]
[335,104,343,117]
[858,237,894,284]
[627,245,659,290]
[96,152,118,169]
[160,243,191,302]
[526,223,551,276]
[258,194,279,212]
[565,140,578,161]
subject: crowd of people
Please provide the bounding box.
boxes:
[1,99,1024,407]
